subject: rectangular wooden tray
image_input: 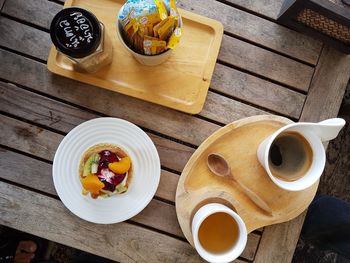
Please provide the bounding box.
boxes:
[47,0,224,114]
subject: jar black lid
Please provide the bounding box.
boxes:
[50,7,102,58]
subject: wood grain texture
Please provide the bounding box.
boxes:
[0,115,183,238]
[0,89,192,176]
[0,82,194,172]
[0,146,178,203]
[0,182,204,263]
[0,16,303,119]
[3,0,322,65]
[0,116,61,160]
[0,17,50,61]
[211,64,305,118]
[254,211,307,263]
[2,0,61,29]
[0,148,55,194]
[0,49,219,146]
[255,47,350,263]
[301,47,350,122]
[219,35,314,91]
[2,4,314,92]
[177,0,322,65]
[47,0,224,114]
[202,92,269,124]
[224,0,284,19]
[0,21,304,120]
[176,116,318,247]
[0,128,260,260]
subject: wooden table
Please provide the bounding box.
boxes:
[0,0,349,262]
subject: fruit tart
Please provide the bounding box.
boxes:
[79,143,132,199]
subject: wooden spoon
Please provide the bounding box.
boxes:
[207,153,272,216]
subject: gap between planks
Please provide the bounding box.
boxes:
[37,0,322,65]
[253,46,350,263]
[0,15,307,119]
[0,181,206,263]
[0,48,280,147]
[0,2,316,91]
[0,128,261,261]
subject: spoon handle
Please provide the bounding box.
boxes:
[235,179,272,215]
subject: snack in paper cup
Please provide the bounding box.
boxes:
[118,0,182,56]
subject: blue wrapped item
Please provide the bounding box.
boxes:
[118,0,159,20]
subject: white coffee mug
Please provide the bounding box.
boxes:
[257,118,345,191]
[192,203,247,263]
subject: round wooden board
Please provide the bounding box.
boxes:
[175,115,318,246]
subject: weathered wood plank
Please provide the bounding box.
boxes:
[0,82,97,132]
[211,64,305,119]
[219,35,314,91]
[1,115,62,160]
[0,82,194,173]
[0,17,304,117]
[254,212,307,263]
[0,49,220,146]
[0,147,55,194]
[0,16,50,61]
[301,47,350,122]
[177,0,322,65]
[255,47,350,263]
[0,48,268,147]
[0,22,301,120]
[224,0,284,20]
[0,143,261,260]
[0,8,314,92]
[2,0,321,65]
[2,0,61,29]
[0,116,182,238]
[0,146,178,203]
[0,182,204,263]
[202,91,269,124]
[0,95,191,176]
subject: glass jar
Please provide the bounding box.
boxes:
[50,7,113,73]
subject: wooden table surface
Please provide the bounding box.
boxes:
[0,0,349,262]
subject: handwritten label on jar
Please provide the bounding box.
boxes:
[58,12,95,49]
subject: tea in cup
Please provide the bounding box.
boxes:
[257,118,345,191]
[192,203,247,263]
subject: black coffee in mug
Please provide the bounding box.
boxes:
[268,131,313,181]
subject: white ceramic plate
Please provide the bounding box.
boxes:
[53,117,161,224]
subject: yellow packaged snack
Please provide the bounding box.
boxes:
[152,17,168,38]
[122,9,139,42]
[133,30,144,53]
[158,16,175,40]
[138,13,161,37]
[154,0,168,20]
[143,36,167,55]
[169,0,179,20]
[167,27,182,49]
[118,0,182,55]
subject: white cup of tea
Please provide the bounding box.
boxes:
[257,118,345,191]
[192,203,247,263]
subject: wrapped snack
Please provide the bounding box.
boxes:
[167,27,182,49]
[118,0,182,56]
[143,36,167,55]
[154,0,168,20]
[165,0,180,20]
[157,16,175,40]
